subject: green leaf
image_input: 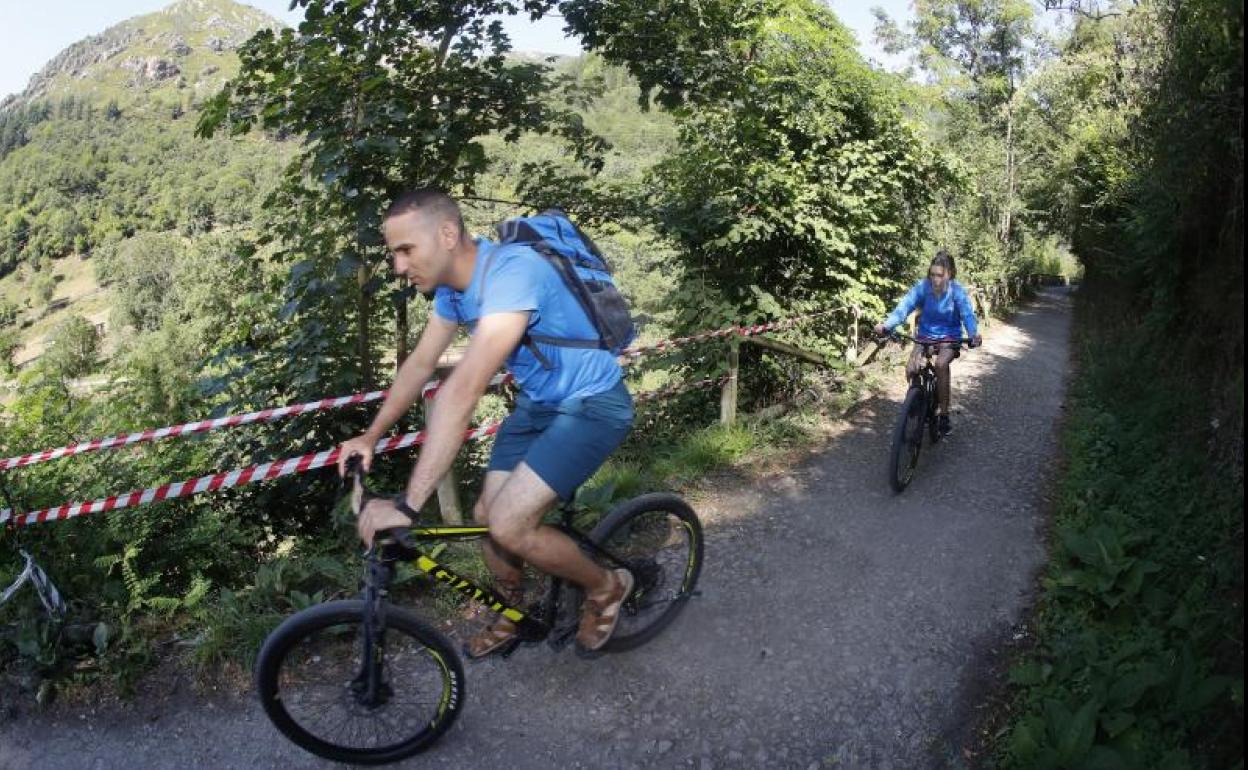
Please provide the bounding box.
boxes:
[1181,675,1231,713]
[1057,699,1099,762]
[1100,711,1135,738]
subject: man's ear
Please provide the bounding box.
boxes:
[439,218,461,249]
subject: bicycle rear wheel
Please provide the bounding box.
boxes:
[255,599,464,765]
[889,386,925,492]
[587,493,704,652]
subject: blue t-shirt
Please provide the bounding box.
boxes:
[433,238,623,403]
[882,278,979,339]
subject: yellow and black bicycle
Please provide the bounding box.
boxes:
[254,461,704,765]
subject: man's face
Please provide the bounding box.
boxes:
[383,210,456,292]
[928,265,948,294]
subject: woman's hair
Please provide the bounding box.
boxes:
[930,250,957,279]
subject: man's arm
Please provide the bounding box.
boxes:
[337,312,457,475]
[401,311,529,509]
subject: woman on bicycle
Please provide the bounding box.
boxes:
[874,251,982,436]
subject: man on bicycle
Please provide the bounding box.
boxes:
[874,251,982,436]
[337,188,635,657]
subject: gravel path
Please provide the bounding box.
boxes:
[0,289,1073,770]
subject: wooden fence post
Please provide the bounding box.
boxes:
[847,306,861,364]
[719,336,740,426]
[423,400,463,524]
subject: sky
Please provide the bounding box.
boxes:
[0,0,915,101]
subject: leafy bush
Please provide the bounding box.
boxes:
[1000,310,1242,769]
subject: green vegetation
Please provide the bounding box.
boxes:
[1002,308,1242,769]
[990,1,1244,767]
[0,4,1240,764]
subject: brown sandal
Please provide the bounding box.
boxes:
[576,569,635,654]
[464,583,523,660]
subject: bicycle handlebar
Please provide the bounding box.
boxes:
[879,331,979,348]
[342,455,420,555]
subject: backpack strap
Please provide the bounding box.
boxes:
[526,334,602,349]
[531,244,612,351]
[479,244,559,370]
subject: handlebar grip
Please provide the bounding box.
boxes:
[375,526,419,560]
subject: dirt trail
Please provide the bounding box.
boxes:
[0,288,1073,770]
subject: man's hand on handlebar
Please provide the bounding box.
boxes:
[874,323,889,338]
[356,496,413,548]
[337,435,376,477]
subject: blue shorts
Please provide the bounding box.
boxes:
[487,380,634,500]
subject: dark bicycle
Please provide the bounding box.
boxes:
[254,461,704,765]
[882,332,977,492]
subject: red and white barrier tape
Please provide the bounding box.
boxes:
[633,376,731,403]
[0,391,387,472]
[0,376,731,528]
[0,422,503,528]
[0,373,514,472]
[620,306,845,361]
[0,306,840,473]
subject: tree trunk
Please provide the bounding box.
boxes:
[396,278,409,365]
[357,263,373,387]
[1000,98,1016,250]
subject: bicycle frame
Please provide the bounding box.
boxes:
[368,505,634,645]
[880,332,976,493]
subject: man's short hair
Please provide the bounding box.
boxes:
[384,188,466,239]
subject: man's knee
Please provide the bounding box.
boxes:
[473,498,490,526]
[488,513,534,554]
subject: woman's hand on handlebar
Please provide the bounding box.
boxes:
[874,323,888,338]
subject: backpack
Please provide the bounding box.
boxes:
[491,208,636,367]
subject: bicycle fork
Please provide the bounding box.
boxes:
[353,556,393,708]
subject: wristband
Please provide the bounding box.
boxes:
[392,494,419,519]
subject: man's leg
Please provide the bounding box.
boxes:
[472,470,524,588]
[464,469,530,658]
[485,463,613,597]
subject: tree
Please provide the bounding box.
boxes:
[198,0,607,394]
[658,4,957,324]
[0,327,19,376]
[873,0,1040,282]
[94,231,185,332]
[31,269,57,308]
[44,314,100,379]
[0,298,17,328]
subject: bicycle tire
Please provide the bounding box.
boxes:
[927,387,942,445]
[255,599,464,765]
[889,386,925,493]
[586,493,704,652]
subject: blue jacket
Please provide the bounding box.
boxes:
[883,279,979,339]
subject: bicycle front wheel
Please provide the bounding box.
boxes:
[255,600,464,765]
[589,493,704,652]
[889,386,925,492]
